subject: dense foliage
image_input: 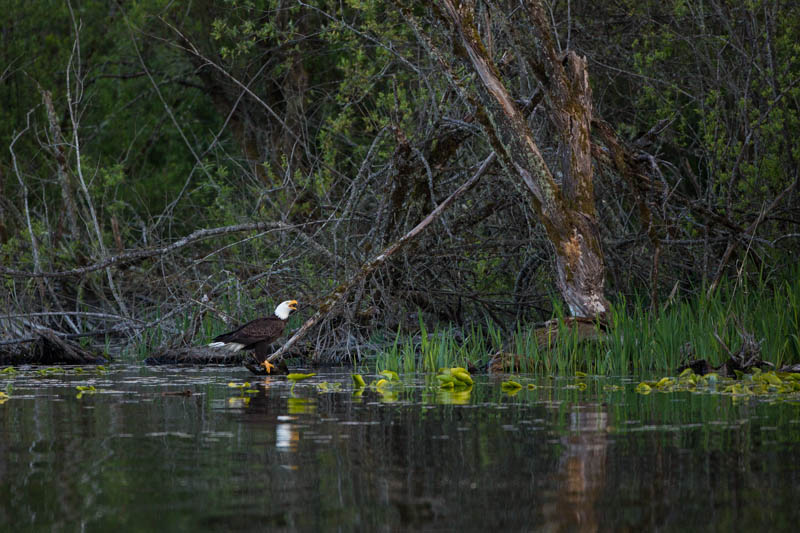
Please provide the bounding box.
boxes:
[1,0,798,361]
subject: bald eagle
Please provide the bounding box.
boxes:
[208,300,297,373]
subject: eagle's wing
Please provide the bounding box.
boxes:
[213,317,285,347]
[238,317,285,344]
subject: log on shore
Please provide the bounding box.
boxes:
[0,329,109,365]
[145,347,290,374]
[144,346,244,365]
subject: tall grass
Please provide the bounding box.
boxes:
[377,319,504,373]
[377,272,800,376]
[123,268,800,374]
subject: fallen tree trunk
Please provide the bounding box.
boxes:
[0,328,109,365]
[144,346,244,366]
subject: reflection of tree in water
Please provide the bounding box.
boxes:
[216,380,800,530]
[543,404,608,532]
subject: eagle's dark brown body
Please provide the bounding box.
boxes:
[211,316,288,360]
[208,300,297,365]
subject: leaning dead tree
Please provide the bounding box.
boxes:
[414,0,610,318]
[263,0,616,361]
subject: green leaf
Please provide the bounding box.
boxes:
[501,380,522,391]
[451,369,473,385]
[287,373,316,381]
[352,374,366,388]
[379,369,399,381]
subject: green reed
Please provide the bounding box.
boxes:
[378,271,800,376]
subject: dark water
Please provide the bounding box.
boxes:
[1,365,799,532]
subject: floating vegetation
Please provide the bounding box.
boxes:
[501,380,523,394]
[286,373,316,394]
[226,381,260,406]
[349,371,406,402]
[226,381,260,404]
[379,369,399,381]
[36,367,66,377]
[316,382,342,392]
[352,374,366,388]
[371,377,402,402]
[4,366,108,379]
[435,385,473,404]
[635,368,800,400]
[227,396,250,407]
[287,373,316,382]
[75,385,97,399]
[564,372,589,391]
[435,367,473,390]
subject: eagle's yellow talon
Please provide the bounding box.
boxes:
[261,360,276,374]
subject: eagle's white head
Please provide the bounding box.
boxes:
[274,300,298,320]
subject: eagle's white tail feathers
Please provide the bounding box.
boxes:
[207,342,246,352]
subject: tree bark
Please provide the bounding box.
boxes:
[437,0,609,317]
[41,88,80,241]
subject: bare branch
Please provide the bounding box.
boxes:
[0,221,319,279]
[266,152,496,363]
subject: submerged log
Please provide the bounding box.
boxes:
[0,329,108,365]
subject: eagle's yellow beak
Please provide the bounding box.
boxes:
[288,300,298,310]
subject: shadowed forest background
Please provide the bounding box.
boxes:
[1,0,799,365]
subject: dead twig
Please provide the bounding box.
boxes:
[0,221,314,279]
[265,152,496,364]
